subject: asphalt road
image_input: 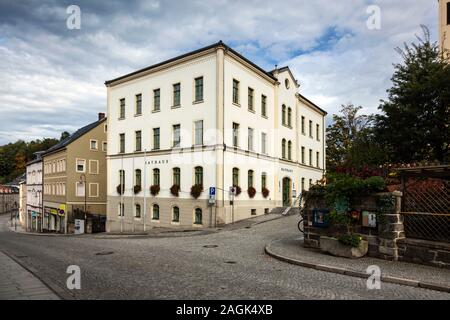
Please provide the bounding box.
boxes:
[0,213,449,300]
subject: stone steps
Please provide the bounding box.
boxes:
[270,207,301,216]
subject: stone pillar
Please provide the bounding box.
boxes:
[378,191,405,261]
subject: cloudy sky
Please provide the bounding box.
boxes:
[0,0,439,144]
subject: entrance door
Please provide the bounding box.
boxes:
[282,177,291,207]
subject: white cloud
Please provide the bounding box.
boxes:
[0,0,439,144]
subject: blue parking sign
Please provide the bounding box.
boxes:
[209,187,216,196]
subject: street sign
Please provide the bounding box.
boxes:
[209,187,216,205]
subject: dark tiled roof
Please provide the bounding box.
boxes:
[43,118,106,156]
[105,41,277,85]
[26,158,42,166]
[26,151,45,166]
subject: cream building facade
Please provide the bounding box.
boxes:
[42,114,107,233]
[439,0,450,54]
[105,42,326,232]
[25,152,44,231]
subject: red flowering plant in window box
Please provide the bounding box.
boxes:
[150,185,160,196]
[170,185,180,197]
[247,187,256,199]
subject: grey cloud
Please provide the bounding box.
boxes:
[0,0,439,144]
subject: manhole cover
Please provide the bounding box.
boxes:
[203,245,218,248]
[95,251,114,256]
[225,261,237,264]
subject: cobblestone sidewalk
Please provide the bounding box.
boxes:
[0,251,60,300]
[266,237,450,293]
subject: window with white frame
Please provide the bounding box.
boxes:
[76,182,85,197]
[90,139,98,150]
[102,141,107,152]
[261,132,267,154]
[76,159,86,173]
[194,120,203,146]
[173,124,181,147]
[135,93,142,115]
[89,183,99,197]
[194,77,203,102]
[248,127,254,151]
[89,160,99,174]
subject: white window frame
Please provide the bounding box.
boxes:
[89,183,99,198]
[76,158,86,173]
[261,132,267,155]
[102,141,107,152]
[90,139,98,151]
[89,160,99,174]
[76,182,86,197]
[248,127,254,152]
[194,120,203,146]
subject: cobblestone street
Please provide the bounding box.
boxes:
[0,213,449,300]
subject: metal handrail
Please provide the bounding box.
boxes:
[282,192,304,216]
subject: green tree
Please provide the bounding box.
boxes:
[60,131,70,141]
[0,137,59,183]
[326,104,385,171]
[376,26,450,163]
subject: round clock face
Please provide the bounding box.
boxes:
[285,78,290,89]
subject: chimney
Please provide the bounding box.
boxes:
[98,113,105,121]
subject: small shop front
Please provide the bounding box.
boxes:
[43,204,66,233]
[27,208,42,232]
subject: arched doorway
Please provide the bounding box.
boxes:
[282,177,292,207]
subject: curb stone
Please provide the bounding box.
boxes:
[265,240,450,294]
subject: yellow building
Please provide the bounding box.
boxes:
[42,114,107,233]
[439,0,450,54]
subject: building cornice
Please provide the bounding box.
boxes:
[105,41,278,88]
[296,93,328,116]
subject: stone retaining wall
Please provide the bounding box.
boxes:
[303,190,450,269]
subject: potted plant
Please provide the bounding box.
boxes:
[133,185,142,194]
[116,184,124,195]
[247,186,256,199]
[190,184,203,199]
[170,184,180,197]
[150,185,160,196]
[233,185,242,197]
[262,187,270,199]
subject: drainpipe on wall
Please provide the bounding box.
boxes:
[143,149,147,232]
